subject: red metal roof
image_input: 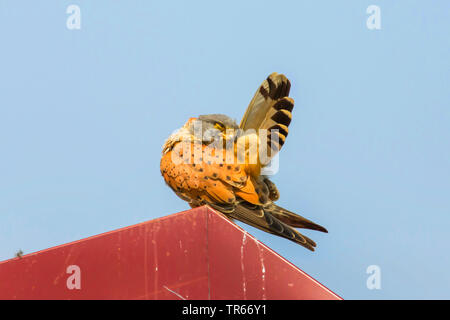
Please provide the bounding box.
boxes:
[0,206,341,300]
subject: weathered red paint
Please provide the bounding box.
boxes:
[0,206,341,300]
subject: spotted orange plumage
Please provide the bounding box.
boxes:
[160,73,327,251]
[161,142,262,206]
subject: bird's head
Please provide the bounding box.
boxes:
[183,114,240,143]
[162,114,240,154]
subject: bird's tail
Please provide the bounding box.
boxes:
[266,203,328,233]
[226,203,327,251]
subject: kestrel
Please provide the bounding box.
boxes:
[160,73,327,251]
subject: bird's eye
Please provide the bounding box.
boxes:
[214,122,225,131]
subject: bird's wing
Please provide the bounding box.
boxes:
[239,72,294,162]
[161,142,326,250]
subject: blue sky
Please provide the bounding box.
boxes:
[0,1,449,299]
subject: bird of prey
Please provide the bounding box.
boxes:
[160,72,327,251]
